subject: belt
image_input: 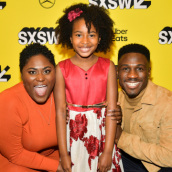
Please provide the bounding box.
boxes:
[67,101,107,108]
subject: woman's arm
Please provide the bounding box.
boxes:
[98,61,118,172]
[0,93,59,172]
[54,64,71,172]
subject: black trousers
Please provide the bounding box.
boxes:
[121,150,172,172]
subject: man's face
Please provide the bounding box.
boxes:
[117,53,151,98]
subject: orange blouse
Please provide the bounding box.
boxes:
[0,82,59,172]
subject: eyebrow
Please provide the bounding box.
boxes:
[27,66,52,70]
[119,64,146,67]
[73,31,97,33]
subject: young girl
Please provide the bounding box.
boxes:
[54,3,123,172]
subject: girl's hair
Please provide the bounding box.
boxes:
[55,3,115,53]
[19,43,56,72]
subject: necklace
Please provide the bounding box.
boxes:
[37,95,52,125]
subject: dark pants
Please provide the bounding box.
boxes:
[121,150,172,172]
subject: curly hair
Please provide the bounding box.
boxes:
[55,3,115,53]
[118,43,150,62]
[19,43,55,72]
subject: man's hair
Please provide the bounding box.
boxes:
[55,3,115,53]
[19,43,55,72]
[118,43,150,62]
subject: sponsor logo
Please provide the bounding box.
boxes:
[0,66,11,82]
[159,27,172,45]
[18,27,57,45]
[89,0,151,9]
[0,1,6,10]
[114,28,128,41]
[39,0,56,9]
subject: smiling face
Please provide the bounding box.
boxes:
[70,18,100,59]
[21,54,55,104]
[118,53,151,98]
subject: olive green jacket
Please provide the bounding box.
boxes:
[118,80,172,172]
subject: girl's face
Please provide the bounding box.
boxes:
[70,18,101,59]
[21,54,55,104]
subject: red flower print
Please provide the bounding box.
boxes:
[83,135,99,170]
[93,109,102,119]
[102,118,105,127]
[70,138,73,147]
[112,145,122,172]
[104,108,107,117]
[99,135,105,153]
[70,113,88,141]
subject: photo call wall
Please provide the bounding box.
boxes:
[0,0,172,92]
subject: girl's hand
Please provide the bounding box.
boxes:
[61,154,72,172]
[98,152,112,172]
[57,161,64,172]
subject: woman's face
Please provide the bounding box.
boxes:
[21,54,55,104]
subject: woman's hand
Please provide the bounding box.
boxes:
[98,151,112,172]
[57,161,64,172]
[61,154,72,172]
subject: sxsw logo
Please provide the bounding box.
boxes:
[18,27,57,45]
[0,66,11,82]
[159,27,172,45]
[89,0,151,9]
[0,1,6,10]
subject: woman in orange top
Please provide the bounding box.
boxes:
[0,43,63,172]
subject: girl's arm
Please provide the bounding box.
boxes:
[54,64,71,172]
[98,61,118,172]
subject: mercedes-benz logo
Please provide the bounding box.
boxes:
[39,0,56,9]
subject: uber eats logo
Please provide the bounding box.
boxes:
[89,0,151,9]
[159,27,172,45]
[18,27,57,45]
[115,28,128,41]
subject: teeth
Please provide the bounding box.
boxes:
[80,48,90,51]
[126,82,139,86]
[35,85,46,88]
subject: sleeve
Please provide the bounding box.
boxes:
[0,93,59,172]
[117,104,172,167]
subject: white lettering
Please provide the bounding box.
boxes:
[47,31,57,45]
[118,0,132,9]
[134,0,147,9]
[168,31,172,44]
[99,0,108,9]
[18,32,27,45]
[89,0,98,6]
[158,31,168,44]
[37,31,47,44]
[27,31,37,44]
[108,0,118,9]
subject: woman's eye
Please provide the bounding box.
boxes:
[28,71,36,75]
[44,70,51,74]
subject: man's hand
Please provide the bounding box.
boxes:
[115,124,122,144]
[107,102,122,123]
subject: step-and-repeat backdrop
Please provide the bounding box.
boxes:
[0,0,172,92]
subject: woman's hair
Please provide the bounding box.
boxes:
[19,43,56,72]
[55,3,115,53]
[118,43,150,62]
